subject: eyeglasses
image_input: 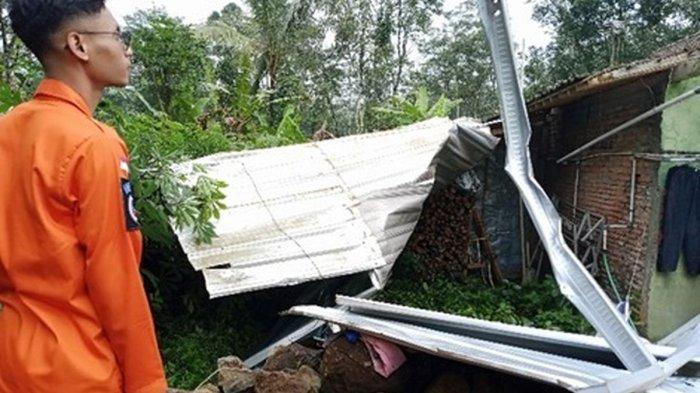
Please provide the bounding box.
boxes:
[75,30,132,50]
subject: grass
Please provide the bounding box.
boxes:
[378,275,594,334]
[156,296,265,389]
[377,253,595,334]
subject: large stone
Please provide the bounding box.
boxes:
[218,356,248,370]
[197,383,222,393]
[219,366,256,393]
[263,343,323,372]
[255,365,321,393]
[209,355,257,393]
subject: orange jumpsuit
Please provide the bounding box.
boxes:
[0,79,167,393]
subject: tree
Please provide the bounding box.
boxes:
[126,9,215,123]
[320,0,442,133]
[414,1,498,120]
[389,0,442,95]
[532,0,700,88]
[200,1,333,135]
[523,46,554,100]
[0,0,41,103]
[201,0,443,135]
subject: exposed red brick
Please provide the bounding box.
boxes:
[528,72,669,327]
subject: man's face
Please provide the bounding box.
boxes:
[61,7,132,87]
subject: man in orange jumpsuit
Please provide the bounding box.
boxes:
[0,1,167,392]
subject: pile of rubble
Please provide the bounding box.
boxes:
[168,334,560,393]
[167,344,322,393]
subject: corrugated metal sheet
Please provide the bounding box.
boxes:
[287,304,700,392]
[488,33,700,132]
[173,118,499,297]
[480,0,658,373]
[333,295,700,367]
[660,315,700,347]
[526,52,699,112]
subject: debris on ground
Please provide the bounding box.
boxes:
[167,351,321,393]
[168,332,567,393]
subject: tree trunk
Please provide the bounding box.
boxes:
[392,0,404,95]
[0,4,11,84]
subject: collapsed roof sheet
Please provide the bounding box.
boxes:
[287,303,700,392]
[173,118,499,297]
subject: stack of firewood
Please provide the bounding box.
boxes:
[406,184,502,284]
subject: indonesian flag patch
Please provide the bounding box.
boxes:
[119,158,130,176]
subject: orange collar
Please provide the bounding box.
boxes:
[34,79,92,117]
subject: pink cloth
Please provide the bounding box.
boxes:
[361,335,407,378]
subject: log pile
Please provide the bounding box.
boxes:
[406,184,502,284]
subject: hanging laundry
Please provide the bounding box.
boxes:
[658,165,700,275]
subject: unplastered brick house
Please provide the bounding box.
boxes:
[489,33,700,339]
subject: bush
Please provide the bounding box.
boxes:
[0,81,22,113]
[378,253,595,334]
[370,87,461,130]
[98,100,230,245]
[95,99,231,325]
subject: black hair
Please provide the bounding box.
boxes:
[9,0,106,60]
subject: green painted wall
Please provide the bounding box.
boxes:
[660,76,700,152]
[647,74,700,341]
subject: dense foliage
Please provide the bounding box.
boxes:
[528,0,700,95]
[380,253,595,334]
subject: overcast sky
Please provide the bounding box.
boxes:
[109,0,552,48]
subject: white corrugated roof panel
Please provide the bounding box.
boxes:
[173,118,499,297]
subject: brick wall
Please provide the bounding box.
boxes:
[529,72,669,326]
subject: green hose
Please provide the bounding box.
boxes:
[602,253,638,333]
[602,253,623,303]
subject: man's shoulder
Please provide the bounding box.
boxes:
[92,119,128,151]
[93,119,121,137]
[5,98,100,138]
[12,99,128,150]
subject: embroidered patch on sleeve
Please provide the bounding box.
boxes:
[120,178,139,231]
[119,158,130,177]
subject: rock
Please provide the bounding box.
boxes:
[218,356,248,370]
[197,383,221,393]
[263,343,323,372]
[255,365,321,393]
[320,337,411,393]
[219,366,256,393]
[207,356,256,393]
[294,365,322,391]
[423,372,471,393]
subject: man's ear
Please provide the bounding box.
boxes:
[65,32,90,62]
